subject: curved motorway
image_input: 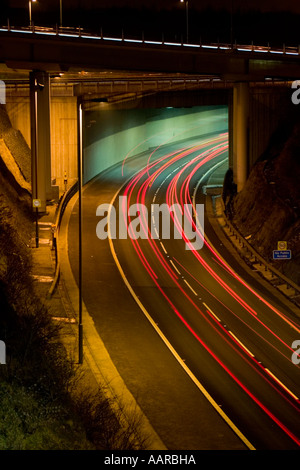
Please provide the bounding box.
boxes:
[67,131,300,450]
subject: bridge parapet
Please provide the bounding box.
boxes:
[0,27,300,80]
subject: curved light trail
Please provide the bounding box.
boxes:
[109,132,300,449]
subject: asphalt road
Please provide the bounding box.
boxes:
[68,133,300,450]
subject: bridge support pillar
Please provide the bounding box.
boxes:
[233,82,249,192]
[30,71,56,213]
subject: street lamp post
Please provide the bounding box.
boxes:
[30,72,39,248]
[180,0,189,44]
[230,0,234,48]
[29,0,37,27]
[59,0,63,27]
[75,96,107,366]
[77,97,83,365]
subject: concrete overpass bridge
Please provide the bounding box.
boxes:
[1,25,300,211]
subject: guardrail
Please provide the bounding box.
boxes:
[47,180,78,298]
[218,198,300,307]
[1,21,299,56]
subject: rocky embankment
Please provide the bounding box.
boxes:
[231,116,300,286]
[0,104,147,450]
[0,105,32,219]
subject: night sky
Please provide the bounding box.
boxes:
[91,0,300,14]
[7,0,300,13]
[4,0,300,44]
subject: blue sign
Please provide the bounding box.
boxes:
[273,250,291,260]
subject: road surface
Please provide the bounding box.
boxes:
[67,131,300,450]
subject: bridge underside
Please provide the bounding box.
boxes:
[1,31,300,81]
[3,64,297,211]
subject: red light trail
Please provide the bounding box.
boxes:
[114,132,300,447]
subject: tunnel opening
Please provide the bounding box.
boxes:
[81,90,230,186]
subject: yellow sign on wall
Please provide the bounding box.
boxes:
[32,199,41,208]
[277,241,287,250]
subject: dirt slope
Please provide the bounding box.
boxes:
[232,115,300,285]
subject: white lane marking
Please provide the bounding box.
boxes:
[183,279,198,296]
[265,368,299,401]
[228,331,255,358]
[203,302,221,322]
[52,317,76,323]
[170,260,181,275]
[160,242,167,254]
[38,222,53,226]
[31,275,53,283]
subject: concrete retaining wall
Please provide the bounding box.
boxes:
[83,105,228,184]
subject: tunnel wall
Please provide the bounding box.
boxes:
[5,88,230,191]
[6,85,294,192]
[83,105,228,184]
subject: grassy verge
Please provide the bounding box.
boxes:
[0,193,149,450]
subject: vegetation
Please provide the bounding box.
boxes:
[0,194,148,450]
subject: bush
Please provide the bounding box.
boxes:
[73,387,150,450]
[0,382,93,450]
[0,193,148,450]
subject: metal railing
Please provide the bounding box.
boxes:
[219,198,300,306]
[1,21,299,57]
[47,180,78,298]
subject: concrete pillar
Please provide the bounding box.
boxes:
[233,82,249,192]
[30,71,53,213]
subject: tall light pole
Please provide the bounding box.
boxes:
[59,0,63,27]
[30,72,39,248]
[180,0,189,44]
[29,0,37,27]
[230,0,233,48]
[75,96,107,365]
[77,97,83,365]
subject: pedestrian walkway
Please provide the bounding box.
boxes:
[30,203,78,361]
